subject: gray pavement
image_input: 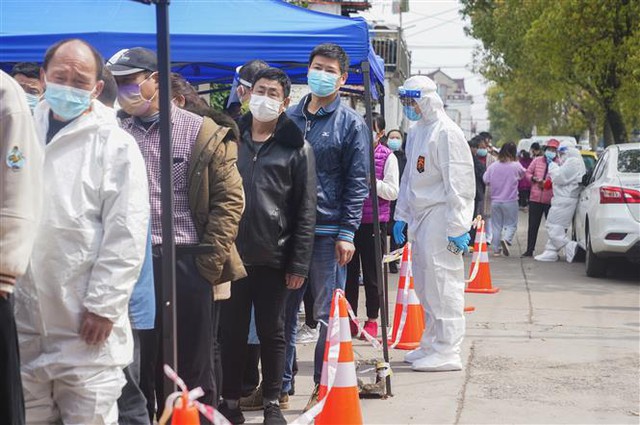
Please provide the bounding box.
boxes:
[244,212,640,424]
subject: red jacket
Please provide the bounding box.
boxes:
[525,156,557,204]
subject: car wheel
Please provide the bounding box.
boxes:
[585,227,607,278]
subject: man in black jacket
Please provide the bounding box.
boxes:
[219,68,317,425]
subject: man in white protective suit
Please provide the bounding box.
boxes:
[392,76,475,372]
[15,39,149,424]
[535,142,586,263]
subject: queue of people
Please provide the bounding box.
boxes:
[2,34,585,425]
[468,134,587,262]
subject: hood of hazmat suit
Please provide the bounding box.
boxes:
[394,76,475,364]
[16,99,149,373]
[395,75,476,237]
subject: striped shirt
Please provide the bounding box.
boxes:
[120,106,202,246]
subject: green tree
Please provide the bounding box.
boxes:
[461,0,640,145]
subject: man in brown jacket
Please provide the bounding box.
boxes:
[108,48,245,417]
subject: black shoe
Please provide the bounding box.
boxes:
[219,401,246,424]
[263,403,287,425]
[389,262,398,274]
[520,251,533,258]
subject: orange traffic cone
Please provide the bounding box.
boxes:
[315,291,363,425]
[171,395,200,425]
[466,221,500,294]
[388,244,425,350]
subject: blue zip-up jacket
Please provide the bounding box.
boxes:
[287,94,369,243]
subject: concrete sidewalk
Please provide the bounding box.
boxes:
[244,212,640,424]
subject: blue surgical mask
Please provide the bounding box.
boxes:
[307,70,339,97]
[388,138,402,151]
[403,104,422,121]
[545,151,557,161]
[25,93,40,112]
[44,80,94,121]
[477,148,488,157]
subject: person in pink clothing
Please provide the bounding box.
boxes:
[522,139,560,257]
[483,142,526,256]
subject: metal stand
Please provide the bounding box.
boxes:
[151,0,178,397]
[362,60,392,397]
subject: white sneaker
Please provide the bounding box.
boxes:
[404,347,430,364]
[565,241,578,263]
[534,250,559,262]
[296,324,319,344]
[411,352,462,372]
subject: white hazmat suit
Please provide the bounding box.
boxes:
[535,145,586,262]
[15,100,149,425]
[395,76,475,371]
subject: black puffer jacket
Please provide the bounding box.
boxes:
[236,112,317,277]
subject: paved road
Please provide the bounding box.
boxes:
[244,212,639,424]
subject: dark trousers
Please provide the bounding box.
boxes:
[526,201,551,253]
[346,223,387,319]
[0,296,24,425]
[118,330,150,425]
[138,329,157,421]
[143,250,217,419]
[242,344,260,396]
[221,266,289,401]
[303,287,317,329]
[518,189,531,208]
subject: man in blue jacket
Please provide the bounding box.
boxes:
[285,43,369,411]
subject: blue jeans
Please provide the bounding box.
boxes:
[282,235,347,389]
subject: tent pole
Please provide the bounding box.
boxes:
[154,0,177,397]
[377,83,389,326]
[362,60,392,397]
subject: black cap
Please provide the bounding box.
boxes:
[107,47,157,76]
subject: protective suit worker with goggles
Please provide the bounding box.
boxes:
[393,76,475,372]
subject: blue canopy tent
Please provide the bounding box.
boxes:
[1,0,391,401]
[0,0,384,91]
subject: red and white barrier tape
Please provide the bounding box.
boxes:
[465,219,486,283]
[290,290,343,425]
[160,364,231,425]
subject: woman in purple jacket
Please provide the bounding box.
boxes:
[345,113,399,339]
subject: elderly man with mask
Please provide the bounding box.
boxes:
[15,39,149,424]
[535,143,586,262]
[393,75,475,372]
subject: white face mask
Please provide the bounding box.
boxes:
[249,94,283,123]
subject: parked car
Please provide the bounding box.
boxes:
[574,143,640,277]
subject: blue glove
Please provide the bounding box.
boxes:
[393,221,407,245]
[448,233,471,253]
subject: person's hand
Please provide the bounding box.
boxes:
[285,273,305,290]
[80,311,113,345]
[0,291,8,300]
[448,233,471,253]
[393,221,407,245]
[335,240,356,266]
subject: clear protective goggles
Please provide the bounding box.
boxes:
[398,87,422,106]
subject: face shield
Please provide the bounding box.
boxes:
[226,66,253,109]
[399,87,423,121]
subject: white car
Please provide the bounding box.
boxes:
[574,143,640,277]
